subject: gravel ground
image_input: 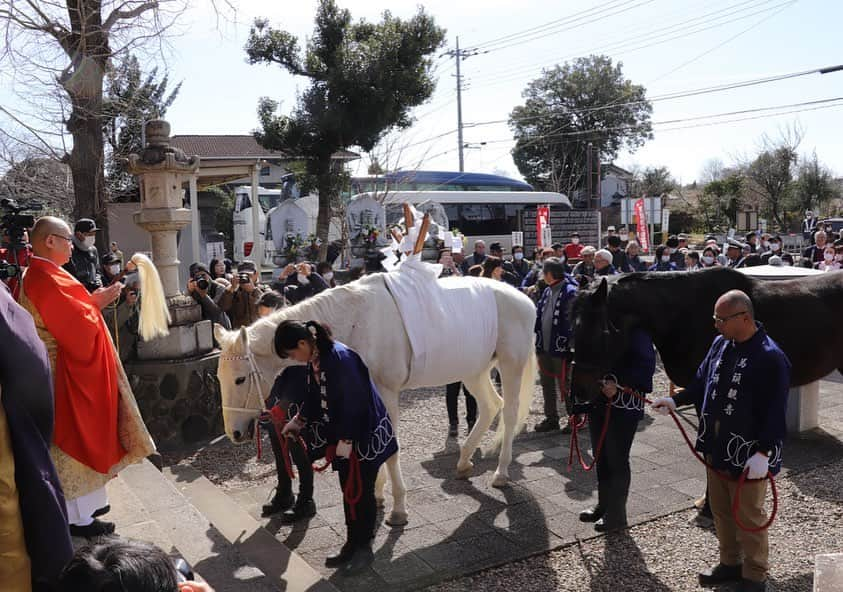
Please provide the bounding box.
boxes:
[163,369,672,491]
[423,457,843,592]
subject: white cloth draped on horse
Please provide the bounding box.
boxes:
[382,255,498,386]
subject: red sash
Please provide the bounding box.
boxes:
[23,258,124,473]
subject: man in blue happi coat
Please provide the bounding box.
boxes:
[534,257,578,433]
[653,290,790,592]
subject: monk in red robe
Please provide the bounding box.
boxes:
[20,217,155,538]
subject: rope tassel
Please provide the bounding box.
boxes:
[130,253,170,341]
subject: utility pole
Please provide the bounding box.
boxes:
[455,36,464,172]
[443,37,479,172]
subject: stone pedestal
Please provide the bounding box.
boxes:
[786,381,819,433]
[815,553,843,592]
[127,119,221,448]
[125,351,222,449]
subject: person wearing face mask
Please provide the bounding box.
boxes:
[63,218,103,292]
[219,261,269,328]
[506,245,531,283]
[815,245,841,272]
[760,236,782,265]
[648,245,677,272]
[625,241,647,272]
[521,248,558,300]
[701,246,720,268]
[564,232,584,260]
[316,262,337,288]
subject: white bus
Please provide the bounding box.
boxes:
[367,190,572,251]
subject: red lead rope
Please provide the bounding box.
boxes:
[566,385,777,533]
[312,446,363,521]
[257,407,307,481]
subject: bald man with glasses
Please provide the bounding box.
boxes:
[652,290,790,592]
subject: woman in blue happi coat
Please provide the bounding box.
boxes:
[276,319,398,575]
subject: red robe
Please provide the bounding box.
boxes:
[23,257,125,473]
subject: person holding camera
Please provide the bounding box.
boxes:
[219,261,268,328]
[275,262,329,306]
[187,263,231,330]
[63,218,103,292]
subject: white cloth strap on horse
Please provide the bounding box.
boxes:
[382,255,498,386]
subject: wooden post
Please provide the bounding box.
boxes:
[413,214,431,254]
[403,203,414,230]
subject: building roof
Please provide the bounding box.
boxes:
[169,135,358,161]
[602,163,633,177]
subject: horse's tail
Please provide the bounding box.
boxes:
[488,348,536,454]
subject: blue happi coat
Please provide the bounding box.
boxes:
[681,324,790,476]
[535,275,579,357]
[603,328,656,420]
[265,366,329,460]
[301,341,398,469]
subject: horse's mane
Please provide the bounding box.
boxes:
[242,274,382,356]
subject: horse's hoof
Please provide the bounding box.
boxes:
[455,461,474,479]
[386,511,408,527]
[375,497,385,509]
[491,471,510,488]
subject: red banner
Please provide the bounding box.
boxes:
[634,198,649,252]
[537,205,549,248]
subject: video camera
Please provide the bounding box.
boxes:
[1,198,42,247]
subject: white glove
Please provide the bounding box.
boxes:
[336,439,353,459]
[650,397,676,416]
[744,451,769,480]
[281,414,306,439]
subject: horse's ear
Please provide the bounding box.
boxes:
[591,277,608,303]
[238,326,249,349]
[213,323,228,345]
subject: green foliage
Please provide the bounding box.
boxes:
[211,186,235,256]
[793,151,841,216]
[744,146,797,230]
[702,174,743,228]
[245,0,445,254]
[634,166,676,197]
[509,55,652,193]
[104,54,181,202]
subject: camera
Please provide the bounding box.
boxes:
[0,260,21,281]
[192,274,209,291]
[1,198,42,247]
[238,272,251,285]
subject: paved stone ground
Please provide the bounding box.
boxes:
[219,376,843,592]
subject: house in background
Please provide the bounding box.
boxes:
[600,163,633,207]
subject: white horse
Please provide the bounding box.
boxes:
[214,272,537,526]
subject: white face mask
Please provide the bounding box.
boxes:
[297,273,309,284]
[702,255,714,265]
[514,252,524,261]
[824,252,835,262]
[323,272,334,281]
[661,255,671,263]
[558,255,565,264]
[571,237,580,245]
[83,236,96,248]
[761,241,769,249]
[771,242,780,251]
[107,264,120,275]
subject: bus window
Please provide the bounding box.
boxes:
[235,194,251,213]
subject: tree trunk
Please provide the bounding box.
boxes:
[64,58,109,249]
[315,156,333,261]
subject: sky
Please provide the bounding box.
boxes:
[5,0,843,184]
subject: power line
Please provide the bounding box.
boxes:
[467,0,792,91]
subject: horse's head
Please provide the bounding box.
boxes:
[570,277,632,404]
[214,323,281,444]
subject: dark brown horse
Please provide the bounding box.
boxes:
[570,267,843,402]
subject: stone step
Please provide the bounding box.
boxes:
[163,464,338,592]
[815,553,843,591]
[111,460,278,592]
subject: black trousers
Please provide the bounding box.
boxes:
[446,382,477,426]
[337,460,379,549]
[266,423,313,501]
[588,404,640,526]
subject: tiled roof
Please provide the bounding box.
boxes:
[169,135,358,161]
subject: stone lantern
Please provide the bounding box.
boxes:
[125,120,221,447]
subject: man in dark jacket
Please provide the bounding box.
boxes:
[63,218,102,292]
[606,235,629,272]
[534,257,578,433]
[652,290,789,592]
[0,281,73,590]
[188,262,231,329]
[460,240,487,275]
[276,262,329,305]
[219,260,269,328]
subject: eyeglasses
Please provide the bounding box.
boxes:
[50,233,73,242]
[713,310,748,324]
